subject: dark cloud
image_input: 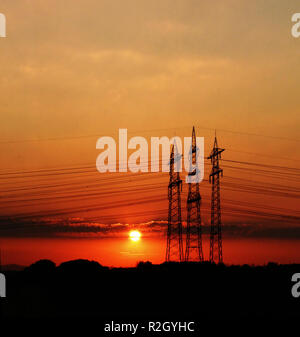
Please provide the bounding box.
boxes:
[0,217,299,239]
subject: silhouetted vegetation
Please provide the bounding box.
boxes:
[1,259,300,321]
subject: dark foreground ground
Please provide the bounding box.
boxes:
[0,260,299,333]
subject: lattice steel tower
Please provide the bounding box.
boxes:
[166,144,184,262]
[208,133,225,263]
[185,127,203,262]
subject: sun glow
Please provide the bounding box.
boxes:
[129,230,141,242]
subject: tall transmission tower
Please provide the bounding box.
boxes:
[185,127,203,262]
[207,133,225,264]
[166,143,184,262]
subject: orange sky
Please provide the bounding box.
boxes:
[0,1,299,265]
[1,237,300,267]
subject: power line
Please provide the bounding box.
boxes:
[0,124,299,144]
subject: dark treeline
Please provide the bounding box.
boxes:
[1,259,300,322]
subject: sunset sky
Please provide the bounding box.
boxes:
[0,1,299,266]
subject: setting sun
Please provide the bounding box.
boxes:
[129,230,141,242]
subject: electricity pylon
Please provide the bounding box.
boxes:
[207,133,225,264]
[185,127,203,262]
[166,143,184,262]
